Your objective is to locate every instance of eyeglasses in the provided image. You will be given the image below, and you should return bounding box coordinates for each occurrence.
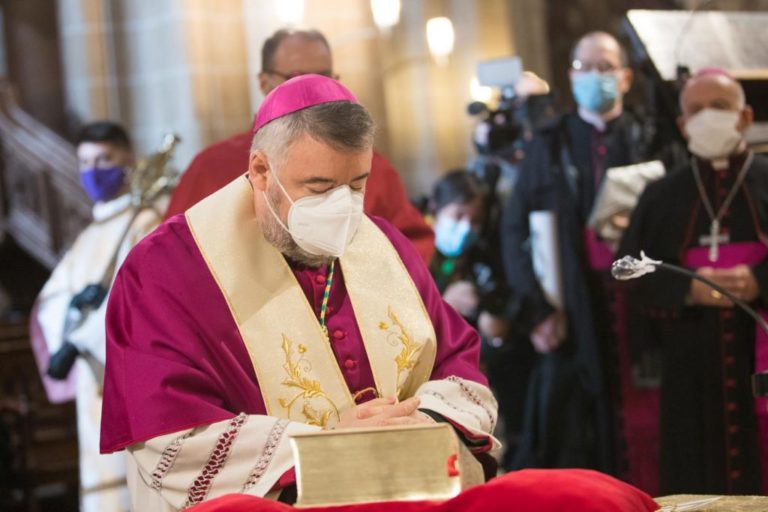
[264,69,339,81]
[571,60,621,73]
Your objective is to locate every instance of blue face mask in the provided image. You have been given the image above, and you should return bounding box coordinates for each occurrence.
[79,166,126,203]
[434,215,476,258]
[571,72,618,114]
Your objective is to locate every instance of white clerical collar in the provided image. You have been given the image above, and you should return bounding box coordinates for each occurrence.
[92,193,133,222]
[577,105,622,133]
[699,141,748,171]
[710,158,729,171]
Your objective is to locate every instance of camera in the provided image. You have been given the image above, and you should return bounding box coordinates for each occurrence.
[468,57,555,159]
[467,58,556,218]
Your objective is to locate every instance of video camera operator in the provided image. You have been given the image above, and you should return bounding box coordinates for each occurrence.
[427,169,531,471]
[468,65,556,226]
[462,59,556,471]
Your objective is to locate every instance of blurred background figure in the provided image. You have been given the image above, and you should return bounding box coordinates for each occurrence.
[29,122,171,512]
[429,170,494,318]
[620,68,766,496]
[500,31,660,479]
[428,169,534,470]
[468,69,556,208]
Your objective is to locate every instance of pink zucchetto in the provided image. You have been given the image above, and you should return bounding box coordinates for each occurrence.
[252,74,358,134]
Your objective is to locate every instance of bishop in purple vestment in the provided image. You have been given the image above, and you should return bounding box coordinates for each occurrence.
[100,75,498,511]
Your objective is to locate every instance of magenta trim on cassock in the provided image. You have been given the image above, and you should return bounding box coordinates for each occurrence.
[683,241,768,491]
[583,228,615,270]
[682,241,768,374]
[683,242,768,270]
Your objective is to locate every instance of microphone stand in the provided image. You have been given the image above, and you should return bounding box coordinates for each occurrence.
[612,253,768,398]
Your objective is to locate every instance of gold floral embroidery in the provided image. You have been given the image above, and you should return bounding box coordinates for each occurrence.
[301,403,332,427]
[379,307,424,396]
[278,335,339,427]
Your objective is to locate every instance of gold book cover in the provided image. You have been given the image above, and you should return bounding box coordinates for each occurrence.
[289,423,484,508]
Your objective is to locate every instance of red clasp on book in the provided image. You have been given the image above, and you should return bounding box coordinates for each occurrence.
[446,453,460,477]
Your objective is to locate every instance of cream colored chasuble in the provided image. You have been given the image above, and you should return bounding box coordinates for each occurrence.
[186,178,436,428]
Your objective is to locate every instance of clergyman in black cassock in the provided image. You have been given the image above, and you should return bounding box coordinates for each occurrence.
[500,32,659,476]
[619,68,766,495]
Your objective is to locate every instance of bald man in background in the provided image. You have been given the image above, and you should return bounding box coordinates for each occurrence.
[620,68,766,495]
[165,28,434,263]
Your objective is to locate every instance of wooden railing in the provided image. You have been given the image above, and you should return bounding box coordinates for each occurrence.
[0,77,90,270]
[0,318,79,511]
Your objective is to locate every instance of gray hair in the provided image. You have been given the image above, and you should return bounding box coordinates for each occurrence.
[251,101,375,169]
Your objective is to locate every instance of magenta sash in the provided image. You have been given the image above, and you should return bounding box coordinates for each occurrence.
[583,229,615,270]
[684,241,768,491]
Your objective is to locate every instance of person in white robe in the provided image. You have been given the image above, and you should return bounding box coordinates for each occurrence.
[32,121,168,512]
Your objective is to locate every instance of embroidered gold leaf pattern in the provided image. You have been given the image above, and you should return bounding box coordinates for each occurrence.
[381,307,424,396]
[301,403,332,428]
[278,335,339,425]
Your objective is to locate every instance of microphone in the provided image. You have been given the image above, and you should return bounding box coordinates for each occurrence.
[612,252,768,398]
[610,252,662,281]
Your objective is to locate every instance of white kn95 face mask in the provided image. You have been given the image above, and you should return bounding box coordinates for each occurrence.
[264,168,364,257]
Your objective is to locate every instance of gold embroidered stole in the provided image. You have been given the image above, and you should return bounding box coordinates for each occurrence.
[186,178,436,428]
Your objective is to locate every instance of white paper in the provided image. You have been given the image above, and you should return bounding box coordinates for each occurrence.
[588,160,665,248]
[529,211,564,311]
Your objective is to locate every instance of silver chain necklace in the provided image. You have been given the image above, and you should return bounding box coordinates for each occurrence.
[692,151,754,262]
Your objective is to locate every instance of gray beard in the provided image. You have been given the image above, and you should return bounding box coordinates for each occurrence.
[261,183,334,268]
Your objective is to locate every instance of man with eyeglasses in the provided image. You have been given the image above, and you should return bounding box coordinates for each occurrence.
[500,32,659,482]
[164,28,435,263]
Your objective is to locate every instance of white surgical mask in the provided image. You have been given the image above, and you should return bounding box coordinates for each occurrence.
[263,168,364,257]
[685,108,743,161]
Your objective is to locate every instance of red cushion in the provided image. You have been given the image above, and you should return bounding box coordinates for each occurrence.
[188,469,658,512]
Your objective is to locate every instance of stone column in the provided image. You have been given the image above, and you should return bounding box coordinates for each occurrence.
[57,0,119,122]
[377,0,516,194]
[2,0,68,133]
[508,0,551,82]
[57,0,252,169]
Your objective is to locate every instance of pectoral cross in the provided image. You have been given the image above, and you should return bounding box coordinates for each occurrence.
[698,220,729,262]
